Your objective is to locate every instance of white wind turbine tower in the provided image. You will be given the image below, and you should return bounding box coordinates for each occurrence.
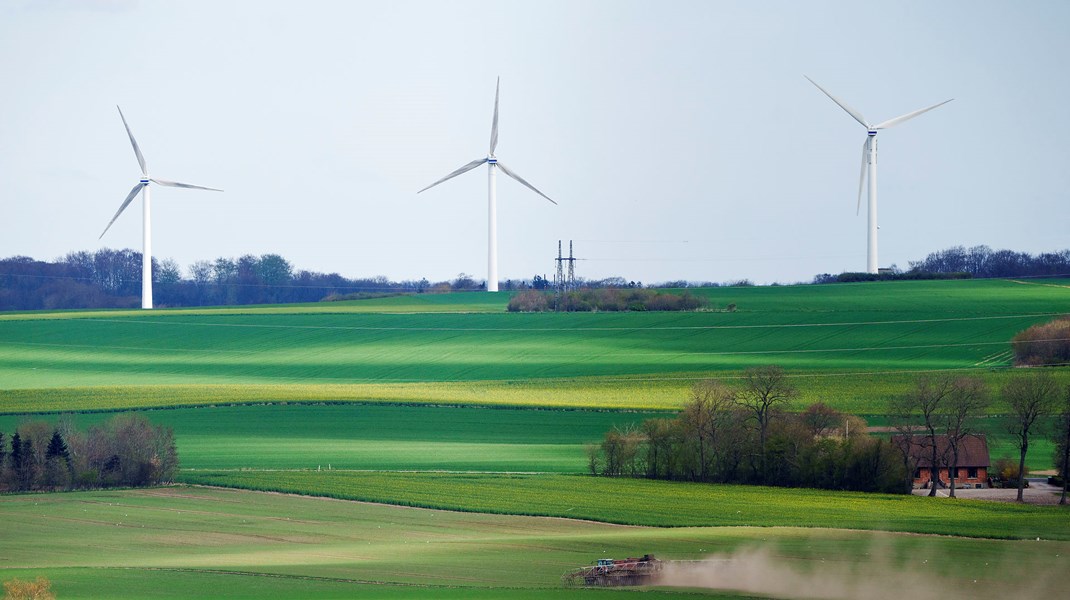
[418,78,556,292]
[100,106,222,309]
[806,76,952,274]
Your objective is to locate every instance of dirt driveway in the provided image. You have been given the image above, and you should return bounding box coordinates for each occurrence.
[912,479,1066,505]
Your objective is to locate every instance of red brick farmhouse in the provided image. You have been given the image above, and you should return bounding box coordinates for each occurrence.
[893,434,990,489]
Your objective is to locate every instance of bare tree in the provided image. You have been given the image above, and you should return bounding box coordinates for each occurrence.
[681,379,736,480]
[940,376,990,498]
[801,402,842,438]
[641,418,677,479]
[600,425,644,477]
[1054,384,1070,506]
[892,375,955,496]
[584,443,600,476]
[734,365,798,482]
[1002,371,1059,502]
[16,420,52,468]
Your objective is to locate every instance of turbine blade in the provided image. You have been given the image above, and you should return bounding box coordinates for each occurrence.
[417,157,488,193]
[857,137,869,216]
[150,178,223,192]
[99,182,147,239]
[873,98,954,129]
[496,161,557,205]
[804,76,869,128]
[117,106,147,174]
[489,77,500,156]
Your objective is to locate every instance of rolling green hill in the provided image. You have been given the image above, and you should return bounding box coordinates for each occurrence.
[3,280,1069,599]
[1,279,1067,411]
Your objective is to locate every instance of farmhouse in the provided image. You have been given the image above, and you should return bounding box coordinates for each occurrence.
[894,434,990,489]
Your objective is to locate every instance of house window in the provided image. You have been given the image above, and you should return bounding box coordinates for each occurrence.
[913,469,922,479]
[967,468,978,479]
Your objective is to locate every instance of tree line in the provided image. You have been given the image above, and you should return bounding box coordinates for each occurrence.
[908,245,1070,278]
[0,249,485,310]
[591,366,1070,502]
[0,249,722,312]
[3,245,1068,311]
[0,414,177,492]
[812,245,1070,283]
[590,366,905,493]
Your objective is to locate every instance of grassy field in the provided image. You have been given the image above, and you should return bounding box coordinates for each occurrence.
[1,279,1066,393]
[178,471,1070,540]
[0,404,660,473]
[0,486,1064,599]
[1,279,1068,420]
[3,281,1070,598]
[0,403,1061,473]
[0,486,745,599]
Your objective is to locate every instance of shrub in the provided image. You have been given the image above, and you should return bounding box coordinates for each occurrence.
[3,577,55,600]
[991,456,1027,487]
[507,290,549,312]
[1012,316,1070,366]
[509,288,709,312]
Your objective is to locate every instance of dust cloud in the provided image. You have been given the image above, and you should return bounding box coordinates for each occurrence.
[659,542,1062,600]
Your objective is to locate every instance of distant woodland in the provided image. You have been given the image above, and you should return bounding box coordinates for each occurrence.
[815,245,1070,283]
[1,245,1067,311]
[0,249,475,310]
[1,414,177,492]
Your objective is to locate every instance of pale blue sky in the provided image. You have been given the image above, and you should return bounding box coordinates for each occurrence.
[1,0,1067,284]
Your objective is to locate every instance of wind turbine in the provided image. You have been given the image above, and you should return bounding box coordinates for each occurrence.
[418,77,556,292]
[806,76,952,274]
[100,106,222,309]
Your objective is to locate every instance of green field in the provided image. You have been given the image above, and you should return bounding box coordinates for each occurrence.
[2,280,1067,393]
[0,487,1064,599]
[0,403,1061,474]
[3,280,1070,598]
[2,279,1068,417]
[179,471,1070,540]
[0,404,660,473]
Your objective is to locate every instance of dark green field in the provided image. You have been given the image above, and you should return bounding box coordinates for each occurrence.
[2,280,1066,393]
[0,404,660,473]
[0,403,1060,474]
[2,280,1069,599]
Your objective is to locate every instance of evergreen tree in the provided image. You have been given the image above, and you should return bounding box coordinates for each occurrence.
[44,430,72,489]
[44,430,70,463]
[10,433,38,490]
[9,431,21,474]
